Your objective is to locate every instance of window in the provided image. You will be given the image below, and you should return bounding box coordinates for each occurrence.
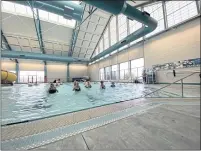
[131,58,144,80]
[94,47,99,57]
[19,71,44,83]
[99,68,105,80]
[1,2,75,28]
[129,8,143,45]
[111,65,118,80]
[67,20,76,28]
[103,27,109,50]
[118,14,128,51]
[110,16,117,46]
[144,2,165,37]
[15,4,27,14]
[99,38,104,53]
[120,62,129,80]
[58,15,67,25]
[105,66,111,80]
[48,12,58,22]
[2,1,15,12]
[38,9,49,20]
[166,1,198,27]
[118,14,127,41]
[26,7,36,17]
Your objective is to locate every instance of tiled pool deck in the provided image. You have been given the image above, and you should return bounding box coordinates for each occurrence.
[1,97,200,150]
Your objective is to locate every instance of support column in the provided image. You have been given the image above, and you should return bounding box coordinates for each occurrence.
[128,60,131,81]
[44,63,47,83]
[16,63,19,83]
[162,1,168,29]
[67,63,70,82]
[196,0,200,14]
[117,63,120,81]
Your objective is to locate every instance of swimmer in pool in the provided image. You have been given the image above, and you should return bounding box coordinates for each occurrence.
[48,83,58,94]
[58,79,63,85]
[110,82,115,87]
[73,81,81,91]
[100,81,105,89]
[85,80,92,88]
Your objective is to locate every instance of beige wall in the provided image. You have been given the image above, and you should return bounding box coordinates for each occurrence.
[1,60,16,71]
[69,64,88,81]
[88,63,99,81]
[1,60,89,82]
[144,18,200,68]
[46,63,67,82]
[88,17,200,83]
[19,62,44,71]
[156,67,200,84]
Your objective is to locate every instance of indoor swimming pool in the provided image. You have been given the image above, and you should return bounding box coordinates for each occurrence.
[2,83,181,125]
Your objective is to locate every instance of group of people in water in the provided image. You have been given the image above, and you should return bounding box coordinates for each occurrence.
[48,79,116,94]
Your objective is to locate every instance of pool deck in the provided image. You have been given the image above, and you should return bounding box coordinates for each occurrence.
[1,97,200,150]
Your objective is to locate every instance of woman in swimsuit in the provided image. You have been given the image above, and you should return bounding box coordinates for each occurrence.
[73,81,81,91]
[48,83,58,94]
[100,81,105,89]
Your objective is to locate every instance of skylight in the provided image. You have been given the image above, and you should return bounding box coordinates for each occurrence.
[1,1,77,28]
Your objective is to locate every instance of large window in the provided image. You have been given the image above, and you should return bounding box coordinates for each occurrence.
[99,68,104,80]
[94,47,99,57]
[1,1,76,28]
[2,1,34,17]
[119,62,129,80]
[166,1,198,28]
[111,65,118,80]
[19,71,44,83]
[129,8,143,45]
[105,66,111,80]
[144,2,165,37]
[131,58,144,80]
[99,38,104,53]
[103,27,109,50]
[118,14,128,50]
[110,16,117,46]
[118,14,127,41]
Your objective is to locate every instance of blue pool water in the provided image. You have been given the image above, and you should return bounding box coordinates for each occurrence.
[1,83,176,125]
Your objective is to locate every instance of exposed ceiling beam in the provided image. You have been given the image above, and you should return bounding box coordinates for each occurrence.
[90,15,113,59]
[1,30,18,63]
[68,3,87,57]
[69,4,98,57]
[29,1,46,64]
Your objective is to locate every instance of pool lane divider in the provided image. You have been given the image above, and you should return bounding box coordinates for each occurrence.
[2,102,162,150]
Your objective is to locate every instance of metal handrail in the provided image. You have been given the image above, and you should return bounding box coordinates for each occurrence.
[142,71,200,98]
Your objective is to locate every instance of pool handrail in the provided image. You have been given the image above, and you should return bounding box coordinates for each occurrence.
[141,71,200,98]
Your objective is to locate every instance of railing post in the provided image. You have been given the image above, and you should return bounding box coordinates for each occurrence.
[181,79,184,98]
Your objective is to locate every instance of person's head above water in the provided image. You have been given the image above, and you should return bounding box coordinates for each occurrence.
[111,82,115,85]
[50,83,54,87]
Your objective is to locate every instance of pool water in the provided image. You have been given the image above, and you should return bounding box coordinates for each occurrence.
[1,83,175,125]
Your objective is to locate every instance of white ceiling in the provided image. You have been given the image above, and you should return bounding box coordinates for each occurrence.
[2,12,72,57]
[2,1,150,60]
[72,3,111,59]
[2,12,37,38]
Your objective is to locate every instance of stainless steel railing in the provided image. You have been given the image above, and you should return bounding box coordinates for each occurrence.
[142,72,200,98]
